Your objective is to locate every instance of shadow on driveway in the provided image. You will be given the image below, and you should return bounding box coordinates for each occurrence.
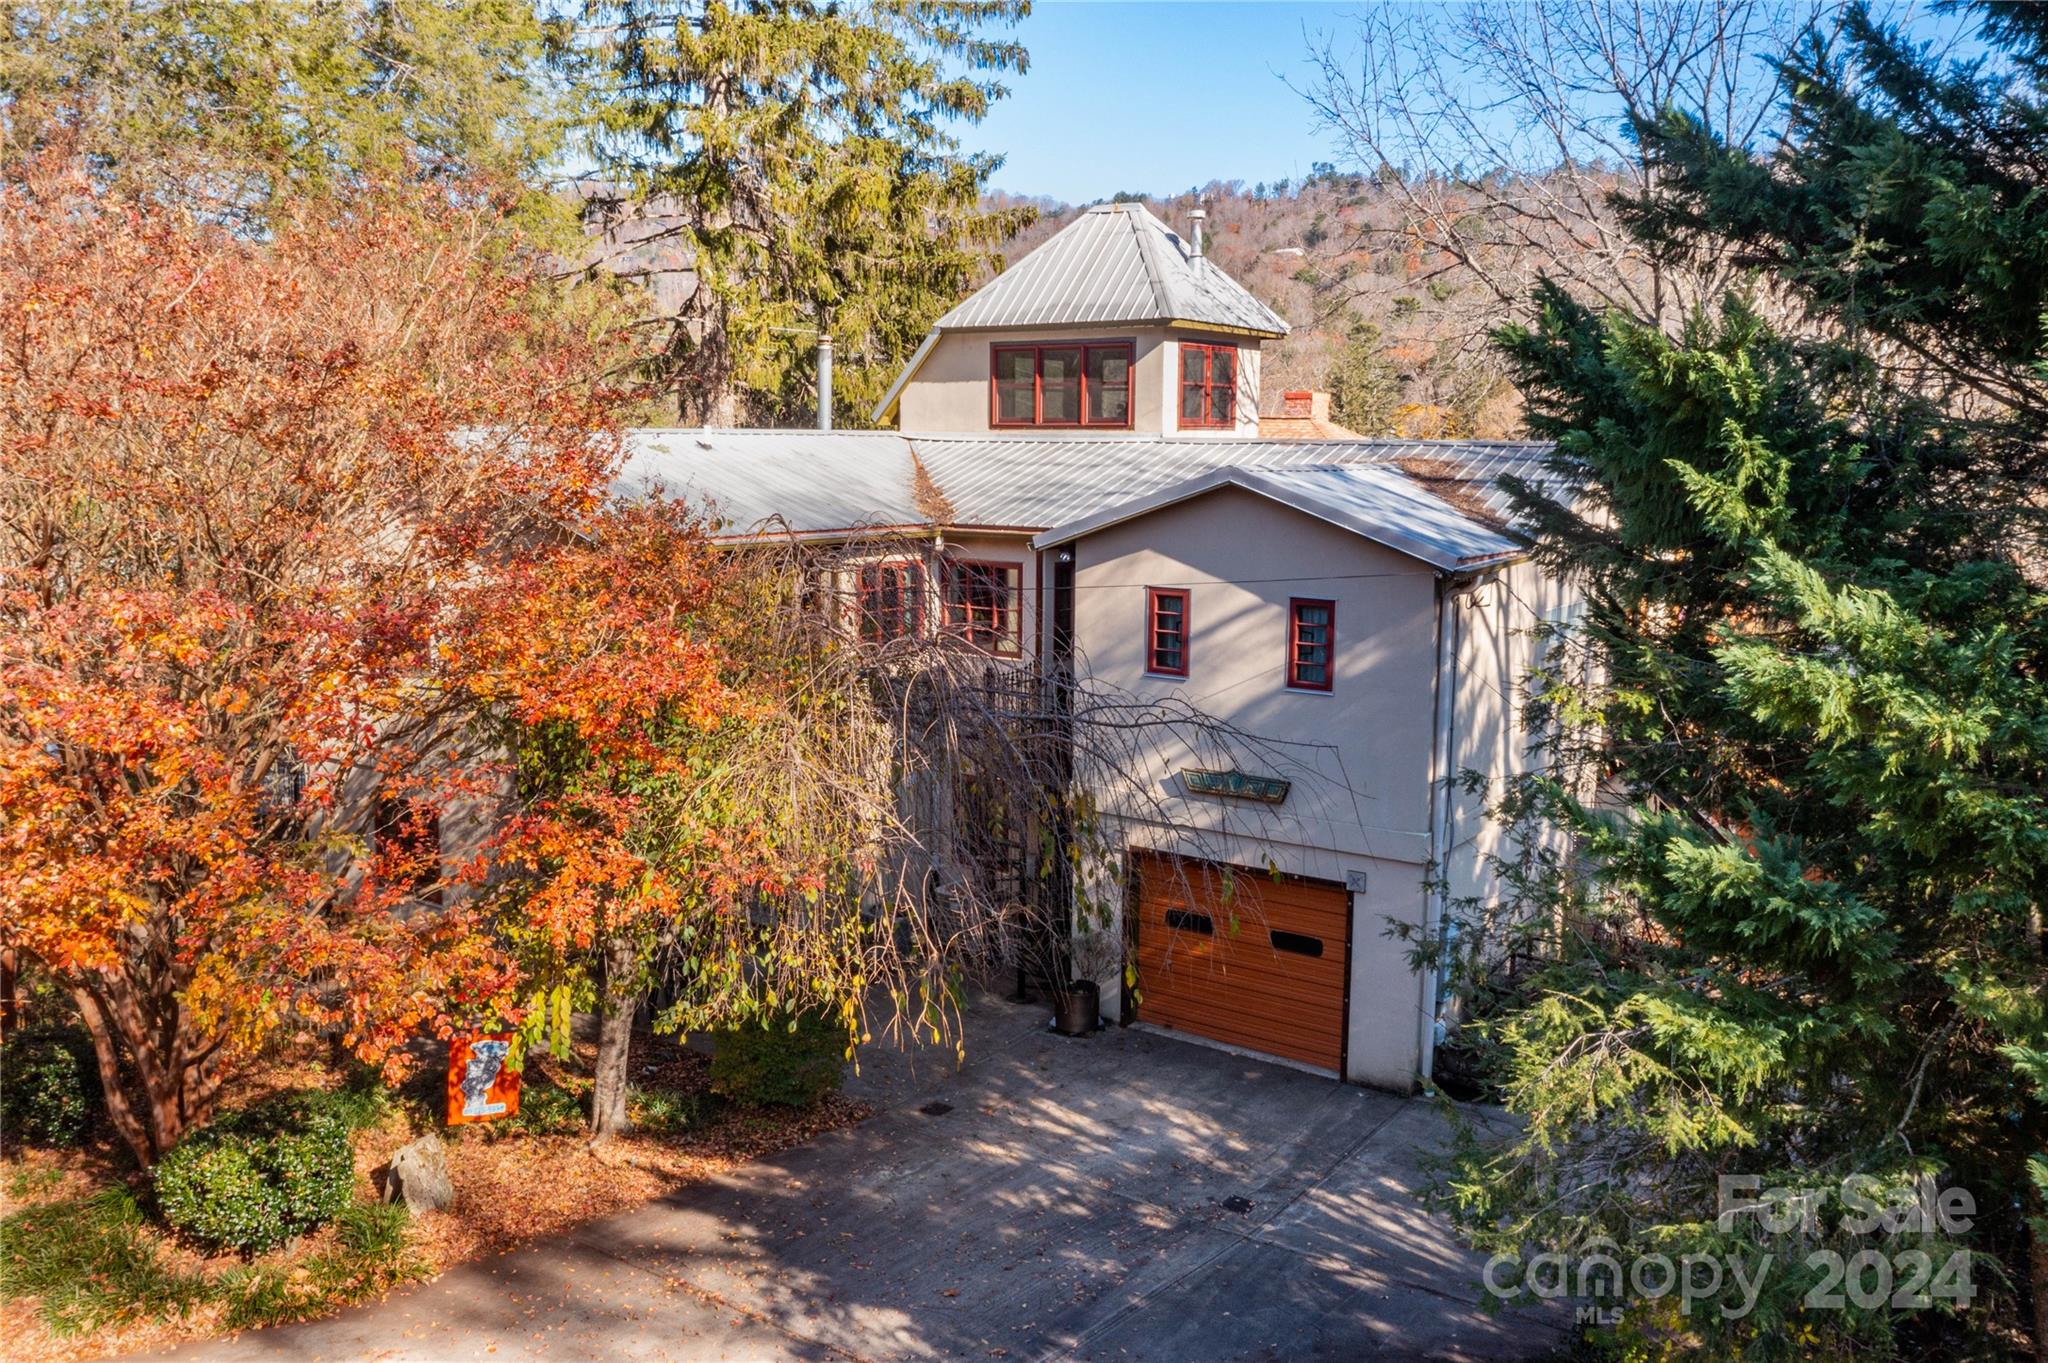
[146,994,1566,1362]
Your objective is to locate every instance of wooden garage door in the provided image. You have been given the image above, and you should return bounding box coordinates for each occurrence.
[1132,850,1349,1072]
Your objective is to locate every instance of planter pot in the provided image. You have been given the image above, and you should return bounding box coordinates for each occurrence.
[1051,980,1100,1037]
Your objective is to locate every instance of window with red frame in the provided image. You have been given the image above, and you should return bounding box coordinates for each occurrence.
[1146,587,1189,677]
[1178,342,1237,429]
[991,342,1133,428]
[858,561,924,642]
[1287,598,1335,691]
[943,560,1022,655]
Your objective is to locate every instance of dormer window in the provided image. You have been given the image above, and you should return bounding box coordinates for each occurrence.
[991,342,1133,429]
[1179,342,1237,430]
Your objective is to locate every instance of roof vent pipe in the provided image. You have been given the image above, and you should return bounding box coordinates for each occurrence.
[816,333,833,430]
[1187,207,1206,259]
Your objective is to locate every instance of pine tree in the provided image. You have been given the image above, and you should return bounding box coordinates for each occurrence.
[576,0,1035,426]
[1439,4,2048,1357]
[1324,319,1401,435]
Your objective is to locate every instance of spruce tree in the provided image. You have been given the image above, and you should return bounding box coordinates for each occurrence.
[1442,4,2048,1357]
[576,0,1035,425]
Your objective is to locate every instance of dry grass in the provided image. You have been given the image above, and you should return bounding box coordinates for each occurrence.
[0,1032,872,1363]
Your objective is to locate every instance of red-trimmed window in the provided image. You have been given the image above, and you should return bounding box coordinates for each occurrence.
[858,561,925,642]
[943,560,1023,656]
[1146,588,1189,677]
[1287,598,1335,691]
[991,342,1133,428]
[1178,342,1237,429]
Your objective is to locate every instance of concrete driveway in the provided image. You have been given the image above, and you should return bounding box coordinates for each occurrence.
[151,995,1566,1363]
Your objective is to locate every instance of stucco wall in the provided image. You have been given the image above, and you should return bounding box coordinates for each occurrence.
[1437,555,1583,962]
[1064,486,1445,1087]
[895,325,1262,436]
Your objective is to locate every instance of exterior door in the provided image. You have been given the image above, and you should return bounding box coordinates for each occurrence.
[1132,849,1349,1072]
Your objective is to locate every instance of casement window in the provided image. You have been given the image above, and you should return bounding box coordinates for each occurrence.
[1286,598,1335,692]
[1178,341,1238,429]
[943,560,1023,656]
[858,561,925,642]
[1146,587,1189,677]
[991,342,1134,429]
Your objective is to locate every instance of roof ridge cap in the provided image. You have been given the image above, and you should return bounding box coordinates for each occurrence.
[1125,208,1175,319]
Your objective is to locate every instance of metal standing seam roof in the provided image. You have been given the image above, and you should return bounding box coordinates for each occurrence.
[1028,464,1525,571]
[615,428,1556,569]
[615,429,925,538]
[871,204,1293,424]
[933,203,1291,337]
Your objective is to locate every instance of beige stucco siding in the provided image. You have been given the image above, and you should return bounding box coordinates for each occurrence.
[895,325,1262,435]
[1072,487,1441,853]
[1065,486,1445,1087]
[1439,555,1581,946]
[898,325,1168,434]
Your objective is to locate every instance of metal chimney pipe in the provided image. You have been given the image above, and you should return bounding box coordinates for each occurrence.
[1187,207,1207,259]
[816,333,834,430]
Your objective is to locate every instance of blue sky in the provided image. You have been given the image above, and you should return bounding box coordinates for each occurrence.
[965,2,1346,204]
[957,1,1981,205]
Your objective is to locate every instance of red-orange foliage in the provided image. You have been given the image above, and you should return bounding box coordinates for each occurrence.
[0,150,635,1165]
[445,501,813,1138]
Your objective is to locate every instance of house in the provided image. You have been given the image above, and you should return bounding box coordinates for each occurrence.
[871,203,1285,436]
[619,202,1576,1092]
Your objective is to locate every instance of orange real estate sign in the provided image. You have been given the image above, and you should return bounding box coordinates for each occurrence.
[446,1033,522,1125]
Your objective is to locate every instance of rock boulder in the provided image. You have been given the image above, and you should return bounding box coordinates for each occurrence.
[381,1134,454,1214]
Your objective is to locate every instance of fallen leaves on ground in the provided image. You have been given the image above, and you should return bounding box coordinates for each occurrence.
[0,1035,873,1363]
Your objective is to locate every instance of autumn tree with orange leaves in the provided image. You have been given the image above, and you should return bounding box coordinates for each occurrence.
[466,512,971,1141]
[0,143,991,1158]
[0,148,648,1166]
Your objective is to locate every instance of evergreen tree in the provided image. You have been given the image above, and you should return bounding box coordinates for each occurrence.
[575,0,1035,425]
[1324,319,1401,435]
[1438,4,2048,1357]
[1,0,572,211]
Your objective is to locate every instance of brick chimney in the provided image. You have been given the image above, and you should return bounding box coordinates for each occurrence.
[1281,390,1332,421]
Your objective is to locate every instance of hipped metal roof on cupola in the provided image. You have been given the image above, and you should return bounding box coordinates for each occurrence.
[871,202,1292,424]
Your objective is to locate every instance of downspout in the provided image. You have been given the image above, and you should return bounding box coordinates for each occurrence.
[1418,572,1471,1090]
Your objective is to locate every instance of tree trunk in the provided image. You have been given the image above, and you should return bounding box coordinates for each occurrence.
[2032,1204,2048,1363]
[70,979,222,1168]
[588,930,637,1141]
[0,947,16,1037]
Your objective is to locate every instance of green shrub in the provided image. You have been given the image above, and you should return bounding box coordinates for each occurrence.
[630,1086,716,1135]
[0,1188,206,1335]
[154,1094,354,1253]
[1,1028,98,1146]
[214,1201,419,1330]
[709,1011,846,1108]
